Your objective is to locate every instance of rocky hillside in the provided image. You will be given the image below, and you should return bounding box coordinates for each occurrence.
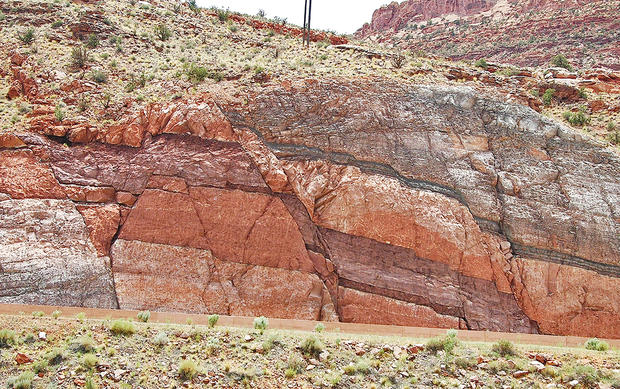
[357,0,620,70]
[1,0,620,339]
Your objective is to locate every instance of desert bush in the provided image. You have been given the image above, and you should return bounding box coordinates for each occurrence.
[187,0,199,13]
[301,335,324,357]
[542,88,555,106]
[32,358,48,374]
[314,323,325,333]
[18,28,35,45]
[425,330,458,355]
[31,311,44,317]
[45,348,65,365]
[284,367,296,378]
[125,72,147,92]
[178,359,198,380]
[551,54,573,71]
[253,316,268,334]
[474,58,488,69]
[286,355,305,374]
[578,87,588,99]
[491,339,517,357]
[152,331,169,347]
[52,310,62,319]
[608,131,620,145]
[71,46,89,68]
[137,310,150,322]
[6,371,34,389]
[186,64,209,82]
[86,33,99,48]
[391,52,406,69]
[85,376,98,389]
[54,103,65,122]
[154,24,172,41]
[91,70,108,84]
[110,319,136,336]
[561,365,600,388]
[81,353,98,370]
[344,358,371,375]
[208,314,219,328]
[563,110,590,126]
[262,333,279,353]
[72,336,96,353]
[0,329,16,348]
[52,20,63,28]
[217,9,230,22]
[584,338,609,351]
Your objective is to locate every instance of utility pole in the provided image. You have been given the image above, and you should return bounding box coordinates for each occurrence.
[302,0,312,47]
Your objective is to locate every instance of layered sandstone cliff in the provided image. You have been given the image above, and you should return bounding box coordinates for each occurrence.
[1,78,618,338]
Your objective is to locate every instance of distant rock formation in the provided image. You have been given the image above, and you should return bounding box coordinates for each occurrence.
[356,0,620,69]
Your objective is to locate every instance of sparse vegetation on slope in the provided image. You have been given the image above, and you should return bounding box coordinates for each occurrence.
[0,314,617,388]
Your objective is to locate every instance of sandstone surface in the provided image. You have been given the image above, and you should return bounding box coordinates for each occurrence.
[1,79,618,338]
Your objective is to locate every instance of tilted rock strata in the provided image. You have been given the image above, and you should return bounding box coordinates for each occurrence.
[1,79,619,337]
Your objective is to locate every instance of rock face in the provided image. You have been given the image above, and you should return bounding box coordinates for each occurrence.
[1,78,619,338]
[356,0,620,70]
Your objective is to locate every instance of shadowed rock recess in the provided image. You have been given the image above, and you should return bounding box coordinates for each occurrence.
[1,79,619,338]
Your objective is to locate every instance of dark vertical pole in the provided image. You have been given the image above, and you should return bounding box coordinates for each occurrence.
[303,0,308,46]
[306,0,312,47]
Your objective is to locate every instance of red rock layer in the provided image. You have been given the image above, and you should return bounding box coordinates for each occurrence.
[1,78,619,338]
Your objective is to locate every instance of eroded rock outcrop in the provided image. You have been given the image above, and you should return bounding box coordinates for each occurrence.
[1,79,618,337]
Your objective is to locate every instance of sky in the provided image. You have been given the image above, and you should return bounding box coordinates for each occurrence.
[196,0,391,34]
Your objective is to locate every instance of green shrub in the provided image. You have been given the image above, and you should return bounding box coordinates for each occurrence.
[608,130,620,146]
[18,28,35,45]
[425,330,458,355]
[300,335,324,356]
[262,333,279,353]
[207,314,219,328]
[82,353,98,370]
[491,339,517,357]
[551,54,573,71]
[608,121,617,131]
[217,9,229,22]
[563,110,590,126]
[33,358,48,374]
[187,0,199,12]
[91,70,108,84]
[52,20,64,28]
[125,72,147,92]
[85,376,98,389]
[86,33,99,48]
[186,64,208,82]
[154,24,172,41]
[153,331,169,346]
[6,371,34,389]
[54,103,65,122]
[253,316,268,334]
[0,329,17,348]
[52,310,62,319]
[314,323,325,333]
[72,336,96,353]
[284,367,296,378]
[45,348,65,365]
[542,88,555,106]
[110,319,136,336]
[178,359,198,380]
[584,338,609,351]
[137,310,151,323]
[562,365,600,388]
[286,355,304,374]
[71,46,89,68]
[344,358,371,375]
[474,58,488,69]
[578,87,588,99]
